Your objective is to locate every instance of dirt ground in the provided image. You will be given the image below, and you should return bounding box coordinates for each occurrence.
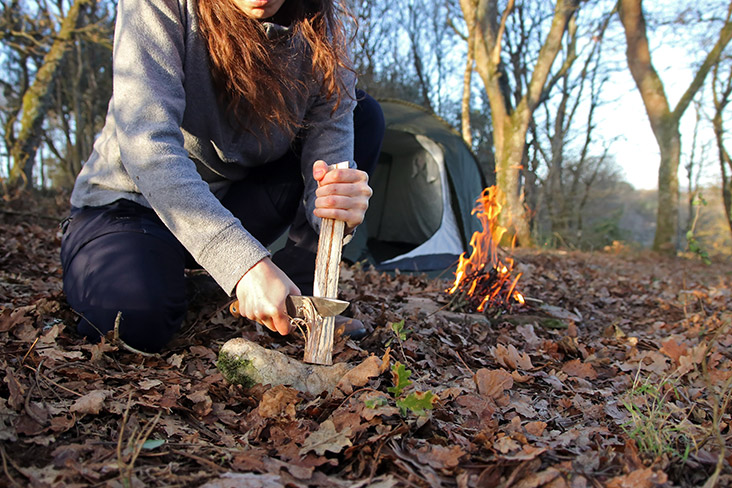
[1,192,731,488]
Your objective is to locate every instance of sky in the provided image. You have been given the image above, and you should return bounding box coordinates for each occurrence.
[599,59,711,192]
[594,7,726,192]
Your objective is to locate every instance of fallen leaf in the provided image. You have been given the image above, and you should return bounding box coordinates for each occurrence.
[257,385,300,419]
[474,368,513,402]
[199,472,283,488]
[167,353,184,368]
[138,379,163,390]
[492,344,533,370]
[70,390,110,415]
[4,367,26,409]
[415,444,465,469]
[494,435,521,454]
[0,306,34,333]
[186,389,213,417]
[606,468,668,488]
[561,359,598,380]
[677,344,706,376]
[524,421,547,437]
[659,338,687,365]
[514,467,561,488]
[335,355,384,395]
[299,420,352,456]
[36,346,84,361]
[515,323,541,349]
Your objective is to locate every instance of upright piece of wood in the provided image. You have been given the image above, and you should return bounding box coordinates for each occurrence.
[304,161,349,365]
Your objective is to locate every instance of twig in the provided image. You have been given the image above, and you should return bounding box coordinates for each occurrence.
[116,394,133,482]
[22,363,87,398]
[113,312,157,357]
[116,394,162,485]
[21,336,39,365]
[291,317,310,344]
[23,359,49,427]
[170,450,227,473]
[453,350,475,376]
[0,444,23,487]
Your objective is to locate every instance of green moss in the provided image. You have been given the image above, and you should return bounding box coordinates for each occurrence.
[216,351,259,388]
[539,318,568,330]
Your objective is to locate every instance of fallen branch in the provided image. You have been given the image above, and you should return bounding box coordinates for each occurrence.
[217,338,351,396]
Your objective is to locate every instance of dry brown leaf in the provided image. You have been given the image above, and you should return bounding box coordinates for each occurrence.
[474,368,513,401]
[186,389,213,417]
[0,306,35,333]
[335,355,384,395]
[299,419,352,456]
[415,444,465,469]
[606,468,668,488]
[492,344,533,370]
[70,390,110,415]
[199,473,283,488]
[494,435,521,454]
[138,379,163,390]
[561,359,598,380]
[257,385,300,419]
[659,338,687,365]
[524,421,547,437]
[514,467,562,488]
[4,367,26,410]
[677,344,706,376]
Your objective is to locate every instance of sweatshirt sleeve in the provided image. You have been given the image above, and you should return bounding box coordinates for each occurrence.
[111,0,269,294]
[298,67,358,233]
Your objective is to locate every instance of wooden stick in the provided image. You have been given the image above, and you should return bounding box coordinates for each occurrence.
[304,161,350,365]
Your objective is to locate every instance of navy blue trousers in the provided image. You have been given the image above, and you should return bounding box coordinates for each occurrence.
[61,91,384,352]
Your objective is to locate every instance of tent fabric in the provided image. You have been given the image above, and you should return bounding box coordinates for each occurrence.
[342,99,488,272]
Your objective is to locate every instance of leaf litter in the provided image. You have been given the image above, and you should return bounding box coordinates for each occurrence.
[1,193,732,487]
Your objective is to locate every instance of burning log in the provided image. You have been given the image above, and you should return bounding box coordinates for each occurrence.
[447,186,525,314]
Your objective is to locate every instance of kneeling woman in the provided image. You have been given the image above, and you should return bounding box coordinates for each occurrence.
[60,0,384,352]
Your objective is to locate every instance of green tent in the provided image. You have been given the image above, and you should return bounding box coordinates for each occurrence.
[343,99,490,272]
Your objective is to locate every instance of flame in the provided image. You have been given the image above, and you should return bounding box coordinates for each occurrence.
[448,186,524,311]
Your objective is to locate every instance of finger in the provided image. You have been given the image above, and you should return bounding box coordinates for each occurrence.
[313,207,367,228]
[316,182,372,199]
[314,195,370,215]
[312,160,328,183]
[272,312,292,336]
[319,168,368,186]
[261,319,276,333]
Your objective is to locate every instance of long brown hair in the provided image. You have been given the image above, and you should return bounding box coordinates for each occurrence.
[196,0,354,139]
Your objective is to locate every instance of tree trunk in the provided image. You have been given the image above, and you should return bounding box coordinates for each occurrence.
[463,0,580,247]
[653,124,682,252]
[461,1,477,147]
[713,104,732,235]
[8,0,89,189]
[619,0,732,253]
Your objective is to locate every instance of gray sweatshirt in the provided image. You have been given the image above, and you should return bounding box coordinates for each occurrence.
[70,0,356,294]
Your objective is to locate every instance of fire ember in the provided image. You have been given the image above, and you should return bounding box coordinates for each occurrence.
[447,186,525,314]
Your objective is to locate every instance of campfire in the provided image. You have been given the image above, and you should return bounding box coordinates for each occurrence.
[447,186,525,314]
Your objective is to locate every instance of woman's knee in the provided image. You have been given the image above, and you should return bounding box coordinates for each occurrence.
[61,203,188,352]
[75,303,186,353]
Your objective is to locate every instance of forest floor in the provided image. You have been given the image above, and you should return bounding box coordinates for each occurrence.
[1,191,732,488]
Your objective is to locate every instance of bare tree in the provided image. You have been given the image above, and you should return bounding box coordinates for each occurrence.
[711,59,732,234]
[460,0,478,147]
[532,13,614,246]
[458,0,581,246]
[618,0,732,253]
[6,0,91,189]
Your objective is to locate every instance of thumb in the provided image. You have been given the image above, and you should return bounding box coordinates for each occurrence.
[312,160,328,184]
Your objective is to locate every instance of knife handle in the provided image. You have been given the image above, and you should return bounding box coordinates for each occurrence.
[229,300,241,317]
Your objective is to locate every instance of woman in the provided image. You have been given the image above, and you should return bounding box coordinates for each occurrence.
[60,0,384,352]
